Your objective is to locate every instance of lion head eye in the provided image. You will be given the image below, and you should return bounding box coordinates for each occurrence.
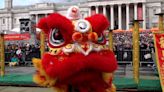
[79,22,87,30]
[49,28,65,47]
[75,19,90,33]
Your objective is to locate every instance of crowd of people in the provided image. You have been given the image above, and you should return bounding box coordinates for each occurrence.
[4,31,155,66]
[5,42,42,66]
[112,31,154,52]
[111,31,155,64]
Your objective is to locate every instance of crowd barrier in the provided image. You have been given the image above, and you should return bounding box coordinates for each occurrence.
[5,51,41,66]
[114,50,154,66]
[4,50,154,66]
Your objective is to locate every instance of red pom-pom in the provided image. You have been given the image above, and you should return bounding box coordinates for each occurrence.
[72,32,83,42]
[37,18,49,34]
[88,32,98,42]
[85,14,109,36]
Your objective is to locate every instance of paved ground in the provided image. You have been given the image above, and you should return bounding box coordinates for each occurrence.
[4,65,158,77]
[0,86,129,92]
[5,66,35,75]
[0,86,54,92]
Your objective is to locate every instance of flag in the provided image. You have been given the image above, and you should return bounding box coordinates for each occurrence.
[153,33,164,91]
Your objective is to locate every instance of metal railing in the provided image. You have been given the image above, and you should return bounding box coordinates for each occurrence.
[5,51,41,66]
[114,50,154,66]
[4,49,155,66]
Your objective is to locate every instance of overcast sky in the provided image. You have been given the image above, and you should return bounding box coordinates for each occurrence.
[0,0,76,9]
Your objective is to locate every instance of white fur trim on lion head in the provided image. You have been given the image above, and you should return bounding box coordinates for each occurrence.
[66,6,81,20]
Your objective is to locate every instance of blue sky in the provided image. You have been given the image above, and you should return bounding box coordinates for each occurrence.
[0,0,4,8]
[0,0,75,9]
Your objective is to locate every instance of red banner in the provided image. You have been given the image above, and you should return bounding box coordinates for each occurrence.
[4,33,31,41]
[154,33,164,91]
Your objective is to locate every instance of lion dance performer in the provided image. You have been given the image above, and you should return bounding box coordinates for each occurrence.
[32,6,118,92]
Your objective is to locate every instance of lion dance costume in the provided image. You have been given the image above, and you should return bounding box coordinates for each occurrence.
[32,6,118,92]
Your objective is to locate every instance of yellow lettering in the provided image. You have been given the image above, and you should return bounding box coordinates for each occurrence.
[159,37,164,48]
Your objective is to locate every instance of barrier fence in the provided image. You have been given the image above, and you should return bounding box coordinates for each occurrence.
[114,49,154,66]
[4,49,154,66]
[5,51,41,66]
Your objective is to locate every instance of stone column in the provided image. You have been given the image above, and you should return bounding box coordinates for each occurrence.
[7,17,10,32]
[134,3,138,20]
[126,4,130,30]
[0,18,1,32]
[9,16,13,31]
[103,5,107,16]
[118,4,122,29]
[88,7,91,16]
[110,5,114,29]
[29,14,38,45]
[36,14,38,23]
[142,3,146,30]
[95,6,99,14]
[45,14,48,17]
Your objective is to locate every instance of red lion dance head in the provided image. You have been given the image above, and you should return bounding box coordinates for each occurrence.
[33,6,118,92]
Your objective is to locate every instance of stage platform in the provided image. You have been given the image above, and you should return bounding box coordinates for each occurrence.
[0,66,161,91]
[0,73,161,91]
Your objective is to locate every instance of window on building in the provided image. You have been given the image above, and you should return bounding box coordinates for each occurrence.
[146,23,149,29]
[81,13,84,19]
[153,9,156,14]
[14,18,17,23]
[146,8,149,18]
[19,19,30,33]
[2,18,5,24]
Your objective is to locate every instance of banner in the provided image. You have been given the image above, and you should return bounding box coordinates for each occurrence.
[154,33,164,91]
[4,33,30,41]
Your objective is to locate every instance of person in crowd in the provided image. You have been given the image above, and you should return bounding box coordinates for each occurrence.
[9,55,19,66]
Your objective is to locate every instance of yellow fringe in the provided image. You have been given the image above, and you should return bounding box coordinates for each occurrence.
[32,58,56,87]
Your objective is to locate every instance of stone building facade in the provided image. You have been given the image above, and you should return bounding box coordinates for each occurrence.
[0,0,164,34]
